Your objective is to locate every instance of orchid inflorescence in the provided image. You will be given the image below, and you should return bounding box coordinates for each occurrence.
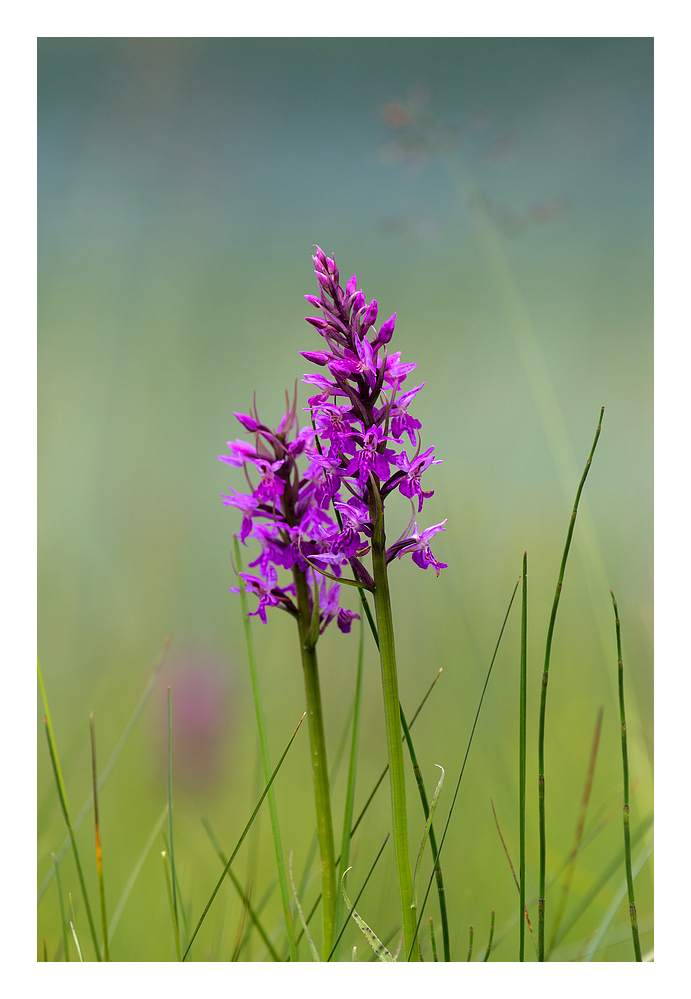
[219,245,446,631]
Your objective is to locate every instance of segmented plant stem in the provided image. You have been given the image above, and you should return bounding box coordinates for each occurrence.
[537,407,604,961]
[293,566,337,961]
[610,591,642,961]
[519,552,527,962]
[369,479,418,961]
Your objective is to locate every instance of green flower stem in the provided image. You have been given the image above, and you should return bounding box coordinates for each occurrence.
[519,552,527,961]
[293,566,337,961]
[537,407,604,961]
[610,591,642,961]
[369,477,418,961]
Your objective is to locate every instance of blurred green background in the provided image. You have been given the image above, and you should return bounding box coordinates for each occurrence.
[37,37,653,962]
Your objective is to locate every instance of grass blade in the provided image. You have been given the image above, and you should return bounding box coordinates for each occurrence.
[165,686,181,957]
[547,706,604,956]
[201,817,281,961]
[327,835,390,961]
[182,710,305,960]
[519,551,527,961]
[491,798,536,954]
[340,866,395,962]
[290,852,320,961]
[52,853,70,961]
[38,637,169,904]
[400,705,451,961]
[583,837,653,962]
[611,590,643,961]
[409,576,520,959]
[411,765,444,911]
[39,660,101,960]
[89,714,109,960]
[537,407,604,960]
[466,925,474,961]
[551,809,653,950]
[234,535,297,961]
[70,920,84,962]
[108,805,168,945]
[161,849,181,960]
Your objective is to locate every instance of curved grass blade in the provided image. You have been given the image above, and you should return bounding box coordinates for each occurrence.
[89,714,109,961]
[70,920,84,962]
[39,659,101,961]
[483,908,495,961]
[400,707,451,961]
[38,637,169,904]
[340,868,395,962]
[409,577,520,959]
[108,805,168,945]
[327,834,389,961]
[583,837,653,962]
[411,765,444,911]
[182,711,305,960]
[234,536,297,961]
[611,590,643,961]
[289,852,320,961]
[537,407,604,960]
[52,854,69,961]
[201,817,281,961]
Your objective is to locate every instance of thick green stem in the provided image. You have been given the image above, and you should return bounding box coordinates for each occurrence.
[293,567,337,960]
[369,479,418,961]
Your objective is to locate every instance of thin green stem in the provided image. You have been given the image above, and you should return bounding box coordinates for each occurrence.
[410,578,520,957]
[38,637,169,905]
[333,613,365,960]
[611,590,642,961]
[52,854,70,961]
[161,850,181,960]
[484,908,496,961]
[368,476,417,961]
[293,566,337,961]
[39,660,101,961]
[519,552,527,961]
[182,710,305,960]
[399,706,450,961]
[201,817,281,961]
[234,536,297,961]
[89,715,109,961]
[166,687,180,954]
[538,407,604,961]
[429,917,438,962]
[547,706,604,957]
[467,925,474,961]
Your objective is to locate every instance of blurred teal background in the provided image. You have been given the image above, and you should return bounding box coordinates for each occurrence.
[38,38,653,961]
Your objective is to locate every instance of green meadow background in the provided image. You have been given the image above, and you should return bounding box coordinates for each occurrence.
[37,37,653,961]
